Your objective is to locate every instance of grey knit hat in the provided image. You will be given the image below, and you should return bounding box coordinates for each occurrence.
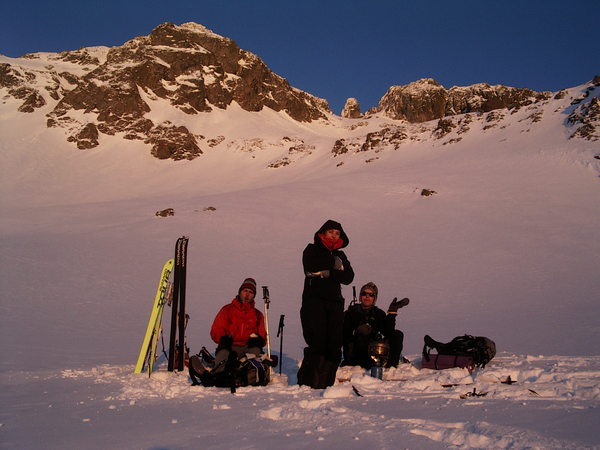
[360,282,378,300]
[238,278,257,296]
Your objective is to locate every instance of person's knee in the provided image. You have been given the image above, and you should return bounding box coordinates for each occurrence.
[392,330,404,344]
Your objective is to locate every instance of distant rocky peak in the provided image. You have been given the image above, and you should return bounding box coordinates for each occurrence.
[3,21,331,159]
[145,22,229,54]
[341,97,362,118]
[377,78,551,122]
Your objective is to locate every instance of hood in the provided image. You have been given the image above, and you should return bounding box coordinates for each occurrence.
[313,219,349,249]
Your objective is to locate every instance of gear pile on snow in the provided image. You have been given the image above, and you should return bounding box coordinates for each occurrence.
[422,334,496,370]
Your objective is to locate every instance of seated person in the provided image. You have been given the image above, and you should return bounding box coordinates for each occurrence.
[210,277,267,368]
[190,278,268,384]
[342,282,409,368]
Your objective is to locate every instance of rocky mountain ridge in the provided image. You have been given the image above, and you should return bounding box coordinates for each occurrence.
[1,22,598,161]
[1,22,330,159]
[333,79,598,164]
[374,78,551,121]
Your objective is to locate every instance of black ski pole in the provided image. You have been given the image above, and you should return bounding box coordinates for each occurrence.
[276,314,285,375]
[351,286,357,306]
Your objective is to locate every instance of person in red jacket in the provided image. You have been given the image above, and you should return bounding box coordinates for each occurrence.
[210,278,267,371]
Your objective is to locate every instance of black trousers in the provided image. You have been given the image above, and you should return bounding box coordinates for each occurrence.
[298,297,343,388]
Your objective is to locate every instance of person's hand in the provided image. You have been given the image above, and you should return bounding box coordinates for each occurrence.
[333,256,344,270]
[219,335,233,349]
[357,323,372,336]
[306,270,330,278]
[246,335,264,349]
[387,297,410,314]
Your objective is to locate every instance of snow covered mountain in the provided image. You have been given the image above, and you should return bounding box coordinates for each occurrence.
[1,21,600,449]
[2,21,597,161]
[1,22,330,158]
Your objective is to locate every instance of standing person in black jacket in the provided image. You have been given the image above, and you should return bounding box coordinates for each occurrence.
[298,219,355,389]
[342,282,409,369]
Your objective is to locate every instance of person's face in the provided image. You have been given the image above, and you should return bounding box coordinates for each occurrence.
[324,229,341,242]
[360,289,376,308]
[239,288,255,303]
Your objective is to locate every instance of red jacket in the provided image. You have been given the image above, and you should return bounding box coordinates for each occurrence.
[210,297,266,346]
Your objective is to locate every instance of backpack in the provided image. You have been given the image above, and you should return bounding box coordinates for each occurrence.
[189,347,276,390]
[422,334,496,370]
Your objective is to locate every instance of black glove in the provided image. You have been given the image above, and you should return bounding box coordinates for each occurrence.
[333,256,344,270]
[356,323,372,336]
[387,297,410,314]
[263,354,278,367]
[246,335,264,349]
[219,335,233,350]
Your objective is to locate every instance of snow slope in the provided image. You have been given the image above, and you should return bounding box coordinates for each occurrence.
[1,79,599,448]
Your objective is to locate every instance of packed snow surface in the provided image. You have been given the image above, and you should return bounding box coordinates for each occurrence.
[1,77,599,448]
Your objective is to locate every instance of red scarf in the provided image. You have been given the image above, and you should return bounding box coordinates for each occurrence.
[318,233,344,251]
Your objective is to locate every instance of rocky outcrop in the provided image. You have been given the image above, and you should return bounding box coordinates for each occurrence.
[446,83,549,116]
[67,123,99,149]
[0,64,47,112]
[3,22,331,159]
[341,97,362,118]
[331,126,409,156]
[568,79,600,141]
[377,78,551,123]
[378,79,448,122]
[145,122,202,160]
[155,208,175,217]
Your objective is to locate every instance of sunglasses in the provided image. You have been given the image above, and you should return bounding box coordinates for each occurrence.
[360,291,375,298]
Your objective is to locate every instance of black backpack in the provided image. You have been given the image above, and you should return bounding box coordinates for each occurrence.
[423,334,496,368]
[189,347,275,391]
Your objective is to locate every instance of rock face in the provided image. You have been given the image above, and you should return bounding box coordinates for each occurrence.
[377,79,448,122]
[341,97,362,118]
[377,78,551,122]
[568,77,600,141]
[2,22,331,159]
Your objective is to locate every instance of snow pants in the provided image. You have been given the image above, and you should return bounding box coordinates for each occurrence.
[297,296,343,388]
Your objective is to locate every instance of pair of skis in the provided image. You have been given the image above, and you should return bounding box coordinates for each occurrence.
[168,236,189,372]
[134,236,189,375]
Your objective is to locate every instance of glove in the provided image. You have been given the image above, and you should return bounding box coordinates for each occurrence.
[357,323,372,336]
[387,297,410,314]
[333,256,344,270]
[219,335,233,350]
[246,335,264,349]
[305,270,330,278]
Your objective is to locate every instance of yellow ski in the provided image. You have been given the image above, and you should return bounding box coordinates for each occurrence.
[134,258,174,374]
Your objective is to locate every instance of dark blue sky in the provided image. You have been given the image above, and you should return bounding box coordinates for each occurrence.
[2,0,598,113]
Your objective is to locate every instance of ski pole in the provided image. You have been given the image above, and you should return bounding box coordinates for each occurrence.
[276,314,285,375]
[351,286,357,306]
[262,286,271,358]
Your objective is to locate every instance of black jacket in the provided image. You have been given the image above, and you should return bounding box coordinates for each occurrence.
[302,220,354,303]
[343,304,397,343]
